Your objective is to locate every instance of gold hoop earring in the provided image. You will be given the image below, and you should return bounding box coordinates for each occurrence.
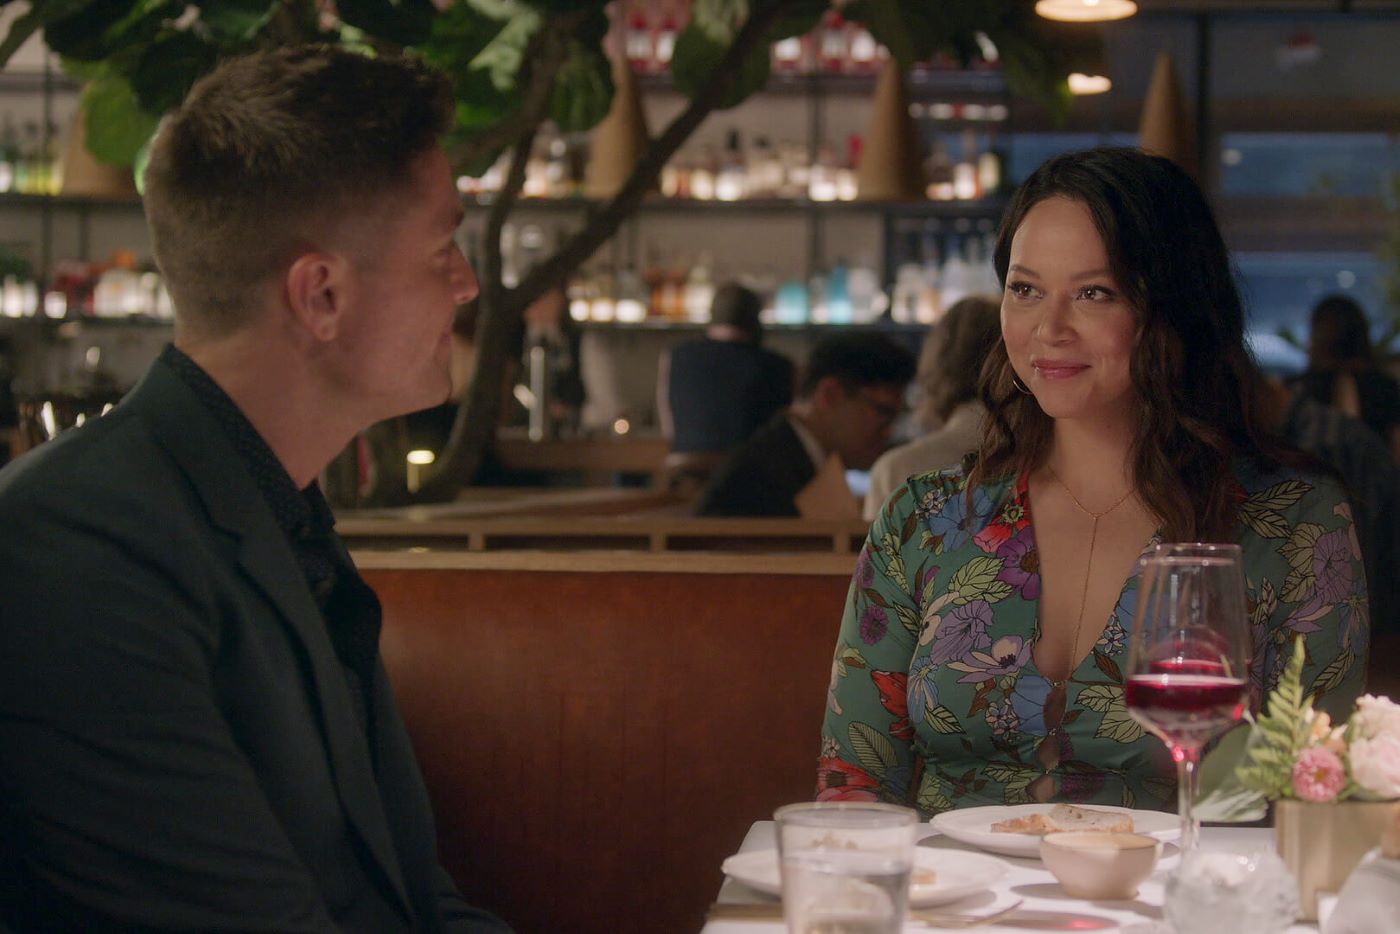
[1011,374,1032,395]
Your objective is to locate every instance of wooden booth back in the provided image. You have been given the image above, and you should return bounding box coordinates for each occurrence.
[363,554,854,933]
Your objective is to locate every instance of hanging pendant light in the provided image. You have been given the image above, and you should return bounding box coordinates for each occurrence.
[1035,0,1138,23]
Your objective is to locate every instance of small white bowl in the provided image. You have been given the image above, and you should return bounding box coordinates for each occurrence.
[1040,831,1162,900]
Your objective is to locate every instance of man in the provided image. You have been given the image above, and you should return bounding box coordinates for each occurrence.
[697,331,915,517]
[0,48,507,932]
[657,282,794,455]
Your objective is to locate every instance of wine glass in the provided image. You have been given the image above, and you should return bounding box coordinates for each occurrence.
[1125,542,1251,853]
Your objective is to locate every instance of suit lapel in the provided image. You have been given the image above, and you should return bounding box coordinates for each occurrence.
[122,359,414,919]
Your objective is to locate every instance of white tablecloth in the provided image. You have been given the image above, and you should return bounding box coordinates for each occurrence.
[703,821,1320,933]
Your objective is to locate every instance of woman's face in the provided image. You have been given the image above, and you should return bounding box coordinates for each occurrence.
[1000,196,1138,430]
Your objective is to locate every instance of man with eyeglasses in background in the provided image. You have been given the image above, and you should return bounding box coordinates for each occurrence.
[697,331,915,518]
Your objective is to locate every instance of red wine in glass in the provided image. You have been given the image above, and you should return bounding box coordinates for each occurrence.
[1126,544,1251,853]
[1124,671,1247,753]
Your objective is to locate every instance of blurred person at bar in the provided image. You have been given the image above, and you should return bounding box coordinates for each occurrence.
[863,295,1000,520]
[657,281,794,457]
[696,330,914,518]
[0,47,508,932]
[1294,293,1400,463]
[820,148,1367,816]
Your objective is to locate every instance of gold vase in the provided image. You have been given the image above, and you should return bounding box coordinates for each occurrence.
[1274,799,1394,921]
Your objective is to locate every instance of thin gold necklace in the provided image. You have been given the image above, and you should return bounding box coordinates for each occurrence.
[1043,464,1135,685]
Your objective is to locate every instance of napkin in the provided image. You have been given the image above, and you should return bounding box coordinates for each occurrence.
[1322,849,1400,934]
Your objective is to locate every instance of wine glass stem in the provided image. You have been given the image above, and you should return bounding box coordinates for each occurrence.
[1176,745,1201,853]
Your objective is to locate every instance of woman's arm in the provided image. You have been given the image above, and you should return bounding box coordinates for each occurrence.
[819,488,925,806]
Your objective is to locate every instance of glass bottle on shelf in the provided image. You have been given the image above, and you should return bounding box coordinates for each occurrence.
[683,252,715,322]
[847,257,883,323]
[808,142,838,202]
[953,129,979,201]
[779,140,807,198]
[690,144,717,200]
[614,261,647,323]
[653,1,679,73]
[748,136,783,199]
[819,11,849,73]
[625,5,654,73]
[925,139,954,201]
[0,115,15,193]
[775,277,808,324]
[918,225,944,324]
[825,261,852,324]
[977,132,1004,198]
[940,235,971,310]
[715,129,746,202]
[891,262,924,325]
[15,121,38,194]
[836,134,860,202]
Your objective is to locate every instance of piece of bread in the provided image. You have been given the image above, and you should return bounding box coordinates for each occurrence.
[990,803,1133,836]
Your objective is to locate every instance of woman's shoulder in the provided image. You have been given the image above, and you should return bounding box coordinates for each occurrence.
[1234,458,1353,529]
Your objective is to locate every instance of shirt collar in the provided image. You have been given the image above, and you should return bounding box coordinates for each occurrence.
[785,412,827,473]
[160,344,333,543]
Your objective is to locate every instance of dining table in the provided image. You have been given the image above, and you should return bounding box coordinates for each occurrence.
[703,820,1325,933]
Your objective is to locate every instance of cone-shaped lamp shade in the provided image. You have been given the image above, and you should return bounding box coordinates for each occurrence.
[583,55,651,199]
[59,103,136,198]
[856,63,925,202]
[1138,51,1197,179]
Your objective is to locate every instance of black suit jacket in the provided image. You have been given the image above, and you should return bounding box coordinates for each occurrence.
[696,414,816,517]
[0,357,506,932]
[667,339,793,454]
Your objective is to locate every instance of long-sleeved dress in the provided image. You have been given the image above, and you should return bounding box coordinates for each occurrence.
[820,461,1370,817]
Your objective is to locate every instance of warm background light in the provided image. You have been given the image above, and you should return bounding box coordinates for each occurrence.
[1036,0,1138,23]
[1068,73,1113,95]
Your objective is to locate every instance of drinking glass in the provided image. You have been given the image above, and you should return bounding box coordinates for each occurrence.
[774,801,918,934]
[1125,542,1250,854]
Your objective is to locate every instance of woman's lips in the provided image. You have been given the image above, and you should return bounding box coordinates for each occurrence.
[1033,362,1089,380]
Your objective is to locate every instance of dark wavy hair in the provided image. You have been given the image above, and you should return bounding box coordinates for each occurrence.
[968,147,1277,541]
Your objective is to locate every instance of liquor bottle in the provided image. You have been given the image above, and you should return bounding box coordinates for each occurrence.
[683,252,715,322]
[0,115,15,193]
[918,226,943,324]
[614,261,647,323]
[774,277,808,324]
[714,129,746,202]
[819,11,849,73]
[835,134,860,202]
[808,142,838,202]
[924,139,954,202]
[847,257,882,323]
[690,144,717,201]
[940,236,971,310]
[947,129,977,201]
[977,135,1004,198]
[747,136,783,199]
[15,121,38,194]
[625,6,654,73]
[825,261,852,324]
[849,25,879,74]
[654,2,679,73]
[890,262,924,324]
[779,140,807,198]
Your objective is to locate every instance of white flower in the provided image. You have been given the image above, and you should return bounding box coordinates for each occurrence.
[1349,734,1400,799]
[1351,695,1400,741]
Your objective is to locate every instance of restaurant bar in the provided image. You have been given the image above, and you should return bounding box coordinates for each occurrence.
[1,1,1399,932]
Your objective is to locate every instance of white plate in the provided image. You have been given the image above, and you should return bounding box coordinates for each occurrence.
[929,804,1180,858]
[721,846,1009,908]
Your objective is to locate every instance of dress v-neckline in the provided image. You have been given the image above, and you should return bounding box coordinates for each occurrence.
[1013,469,1161,687]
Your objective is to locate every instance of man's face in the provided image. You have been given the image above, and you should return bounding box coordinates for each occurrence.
[335,146,477,424]
[826,381,905,471]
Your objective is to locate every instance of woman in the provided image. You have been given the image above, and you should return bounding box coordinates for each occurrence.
[863,295,1001,520]
[1296,294,1400,463]
[820,148,1368,815]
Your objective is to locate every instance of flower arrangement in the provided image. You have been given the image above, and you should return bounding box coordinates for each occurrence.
[1197,639,1400,819]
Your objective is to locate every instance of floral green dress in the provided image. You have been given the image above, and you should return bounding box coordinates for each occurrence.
[819,462,1370,817]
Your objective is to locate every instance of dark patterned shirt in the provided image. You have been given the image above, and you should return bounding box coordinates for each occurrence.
[161,344,381,739]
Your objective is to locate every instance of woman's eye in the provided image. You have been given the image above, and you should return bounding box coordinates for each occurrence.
[1078,285,1116,302]
[1007,282,1037,299]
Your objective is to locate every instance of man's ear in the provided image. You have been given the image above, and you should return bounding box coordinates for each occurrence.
[285,250,351,343]
[814,375,847,410]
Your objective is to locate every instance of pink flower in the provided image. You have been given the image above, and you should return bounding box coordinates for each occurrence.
[1291,747,1347,802]
[1350,734,1400,799]
[1352,695,1400,741]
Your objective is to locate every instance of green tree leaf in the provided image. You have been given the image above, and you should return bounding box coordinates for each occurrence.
[670,22,771,110]
[337,0,437,47]
[200,0,277,44]
[81,69,160,166]
[128,29,217,114]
